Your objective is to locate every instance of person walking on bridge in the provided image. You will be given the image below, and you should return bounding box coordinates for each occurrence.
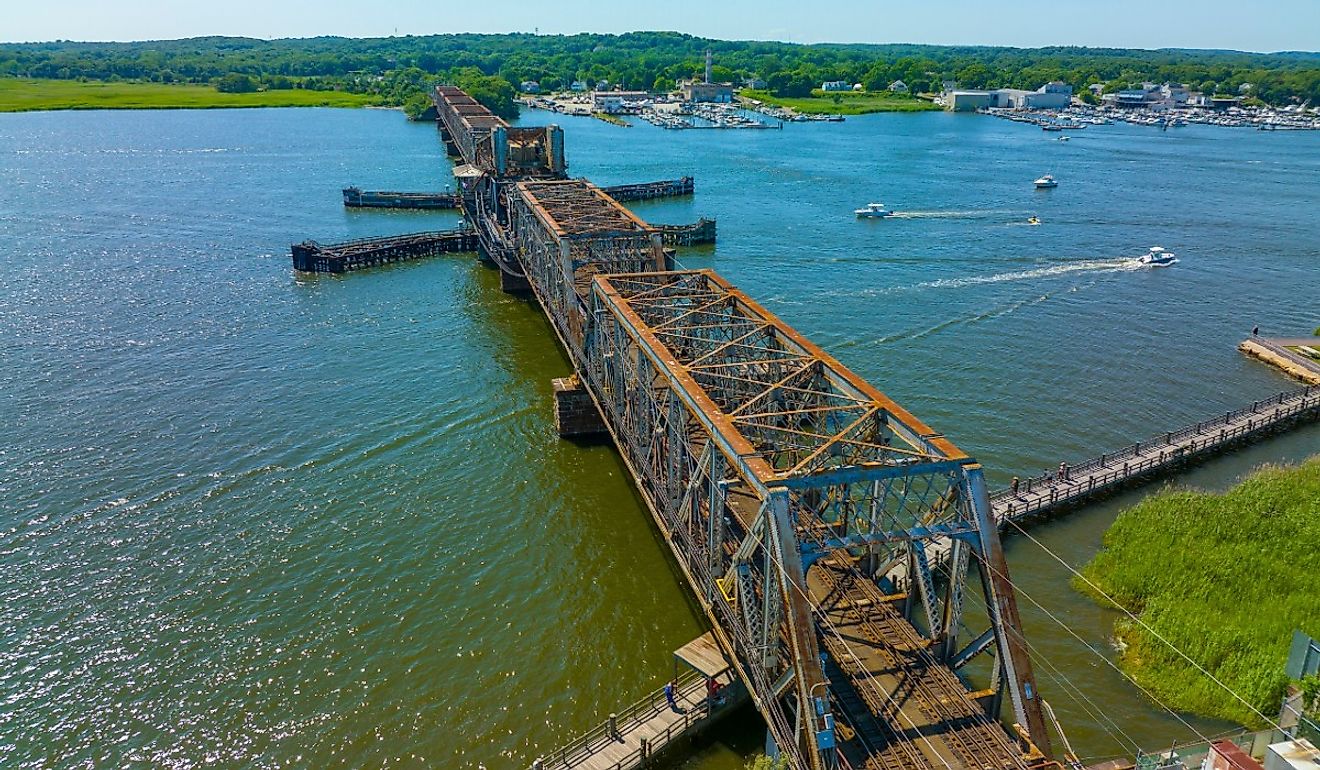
[665,679,680,712]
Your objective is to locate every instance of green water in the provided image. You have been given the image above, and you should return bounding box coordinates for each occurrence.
[1,106,1316,768]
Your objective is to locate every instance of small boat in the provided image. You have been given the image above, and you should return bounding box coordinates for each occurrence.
[1058,135,1070,142]
[1034,174,1058,189]
[1027,216,1041,225]
[855,202,894,218]
[1136,246,1178,266]
[1042,124,1064,132]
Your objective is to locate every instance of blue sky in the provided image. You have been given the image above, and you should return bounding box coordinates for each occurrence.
[5,0,1318,52]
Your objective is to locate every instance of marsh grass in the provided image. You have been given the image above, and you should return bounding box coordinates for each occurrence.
[1077,456,1320,728]
[0,78,375,112]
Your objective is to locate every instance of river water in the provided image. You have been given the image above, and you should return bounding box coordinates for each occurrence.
[1,105,1316,769]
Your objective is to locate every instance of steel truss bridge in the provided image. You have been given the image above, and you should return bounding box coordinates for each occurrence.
[433,85,1062,770]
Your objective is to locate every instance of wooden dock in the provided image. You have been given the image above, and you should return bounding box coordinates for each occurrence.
[342,186,458,209]
[340,178,694,211]
[290,228,477,273]
[599,176,694,202]
[654,218,716,247]
[989,385,1320,523]
[533,635,744,770]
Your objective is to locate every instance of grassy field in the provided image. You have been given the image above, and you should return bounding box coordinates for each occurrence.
[0,79,377,112]
[1077,456,1320,728]
[742,88,940,115]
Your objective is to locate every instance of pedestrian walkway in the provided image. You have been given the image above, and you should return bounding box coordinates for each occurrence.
[533,634,743,770]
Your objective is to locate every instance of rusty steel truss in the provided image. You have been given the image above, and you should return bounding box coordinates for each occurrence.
[428,85,1057,770]
[579,270,1053,767]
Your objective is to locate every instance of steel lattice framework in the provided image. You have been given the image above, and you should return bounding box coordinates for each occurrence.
[430,84,1057,770]
[582,271,1052,768]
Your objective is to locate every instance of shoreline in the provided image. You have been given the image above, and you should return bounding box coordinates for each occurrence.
[0,78,378,113]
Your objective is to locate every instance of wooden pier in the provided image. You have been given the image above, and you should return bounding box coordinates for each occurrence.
[533,634,743,770]
[342,186,458,210]
[290,228,477,273]
[598,176,694,202]
[340,178,693,211]
[990,385,1320,523]
[654,218,716,247]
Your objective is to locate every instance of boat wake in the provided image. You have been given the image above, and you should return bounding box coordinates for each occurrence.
[875,292,1056,344]
[887,209,1026,220]
[918,257,1143,289]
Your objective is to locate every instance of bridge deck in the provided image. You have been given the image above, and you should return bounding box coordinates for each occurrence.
[434,85,1051,770]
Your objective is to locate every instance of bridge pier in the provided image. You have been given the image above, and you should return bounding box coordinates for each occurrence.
[500,270,531,293]
[552,375,607,438]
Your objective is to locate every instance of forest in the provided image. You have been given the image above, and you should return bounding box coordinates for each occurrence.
[3,32,1319,116]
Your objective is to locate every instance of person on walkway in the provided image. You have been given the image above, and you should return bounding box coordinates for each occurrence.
[706,676,724,708]
[1058,461,1069,482]
[1010,476,1020,497]
[664,679,679,712]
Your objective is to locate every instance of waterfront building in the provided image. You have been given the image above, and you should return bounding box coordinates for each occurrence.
[520,80,540,94]
[945,83,1072,111]
[680,80,733,102]
[888,79,909,93]
[591,91,649,113]
[821,80,851,92]
[743,76,767,90]
[946,90,995,111]
[591,92,624,113]
[570,80,587,92]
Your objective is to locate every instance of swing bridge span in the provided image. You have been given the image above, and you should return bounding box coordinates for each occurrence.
[430,83,1067,770]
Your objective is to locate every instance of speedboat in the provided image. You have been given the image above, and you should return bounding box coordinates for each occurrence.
[1058,135,1070,142]
[1136,246,1178,266]
[1027,216,1041,225]
[1034,174,1058,189]
[855,202,894,218]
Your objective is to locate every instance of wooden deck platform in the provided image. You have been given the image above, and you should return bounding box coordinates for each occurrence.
[290,228,477,273]
[989,385,1320,523]
[533,659,742,770]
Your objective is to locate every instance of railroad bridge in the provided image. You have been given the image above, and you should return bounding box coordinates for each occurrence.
[433,85,1061,770]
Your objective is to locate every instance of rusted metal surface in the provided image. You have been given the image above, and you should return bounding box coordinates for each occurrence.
[430,84,1058,770]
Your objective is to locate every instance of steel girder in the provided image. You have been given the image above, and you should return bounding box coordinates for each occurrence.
[585,270,1054,763]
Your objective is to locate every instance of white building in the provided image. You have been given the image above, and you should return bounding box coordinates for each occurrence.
[591,92,624,113]
[569,80,588,92]
[821,81,851,92]
[888,80,909,93]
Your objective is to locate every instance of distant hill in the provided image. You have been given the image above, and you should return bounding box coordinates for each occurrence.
[2,32,1316,106]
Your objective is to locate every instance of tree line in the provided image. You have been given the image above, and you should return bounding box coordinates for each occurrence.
[3,32,1319,114]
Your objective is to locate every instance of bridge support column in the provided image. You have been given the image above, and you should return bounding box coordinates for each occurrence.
[500,270,531,293]
[552,375,607,438]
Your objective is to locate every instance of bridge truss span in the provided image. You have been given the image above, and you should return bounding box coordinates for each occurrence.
[427,85,1061,770]
[583,270,1054,769]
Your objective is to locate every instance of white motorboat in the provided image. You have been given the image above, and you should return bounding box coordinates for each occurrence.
[1136,246,1178,266]
[1034,174,1058,189]
[855,202,894,218]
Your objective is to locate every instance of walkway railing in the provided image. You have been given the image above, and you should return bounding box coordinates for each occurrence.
[990,385,1319,522]
[537,668,711,770]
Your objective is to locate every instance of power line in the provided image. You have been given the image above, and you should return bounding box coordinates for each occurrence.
[1003,517,1285,733]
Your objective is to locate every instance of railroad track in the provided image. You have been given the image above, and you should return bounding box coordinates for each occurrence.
[811,553,1034,770]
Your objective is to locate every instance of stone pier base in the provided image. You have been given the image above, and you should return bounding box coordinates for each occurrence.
[553,375,606,438]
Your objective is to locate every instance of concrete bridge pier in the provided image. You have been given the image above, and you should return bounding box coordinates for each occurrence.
[552,375,607,438]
